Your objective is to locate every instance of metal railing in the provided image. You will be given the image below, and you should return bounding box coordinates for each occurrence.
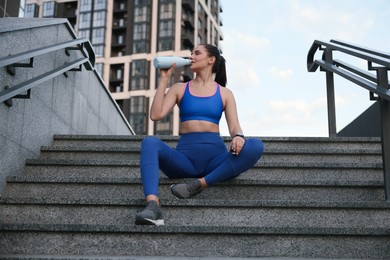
[307,39,390,201]
[0,37,95,105]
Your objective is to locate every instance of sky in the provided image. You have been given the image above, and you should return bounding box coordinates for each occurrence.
[218,0,390,137]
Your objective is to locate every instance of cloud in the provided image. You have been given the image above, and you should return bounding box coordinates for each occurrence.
[269,66,294,81]
[272,1,375,43]
[262,98,328,127]
[219,0,389,137]
[222,30,267,90]
[222,29,270,54]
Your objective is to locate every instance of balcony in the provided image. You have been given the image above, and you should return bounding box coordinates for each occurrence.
[182,13,194,30]
[182,0,195,13]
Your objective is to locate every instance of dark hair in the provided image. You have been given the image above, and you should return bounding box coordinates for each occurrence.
[201,44,227,87]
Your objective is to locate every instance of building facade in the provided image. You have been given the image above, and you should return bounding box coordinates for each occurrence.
[1,0,26,17]
[24,0,223,135]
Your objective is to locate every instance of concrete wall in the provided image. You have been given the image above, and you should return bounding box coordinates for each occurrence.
[0,18,134,193]
[337,102,381,137]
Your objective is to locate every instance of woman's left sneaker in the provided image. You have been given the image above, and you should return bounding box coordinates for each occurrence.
[135,200,164,226]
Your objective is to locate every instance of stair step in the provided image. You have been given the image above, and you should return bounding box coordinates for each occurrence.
[38,146,383,164]
[23,161,384,183]
[3,176,385,201]
[49,135,381,152]
[2,134,388,259]
[23,158,384,182]
[1,198,389,227]
[0,255,351,260]
[39,146,140,160]
[0,223,389,258]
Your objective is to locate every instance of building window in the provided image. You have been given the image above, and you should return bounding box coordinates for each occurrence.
[135,0,150,5]
[197,35,202,45]
[134,24,148,40]
[160,2,174,19]
[134,6,149,22]
[110,65,123,80]
[130,60,148,90]
[94,45,104,57]
[159,38,173,51]
[78,29,90,39]
[25,4,37,18]
[159,20,173,37]
[154,112,173,135]
[133,41,149,54]
[129,96,148,135]
[94,0,106,10]
[79,13,91,29]
[42,1,55,17]
[93,11,106,27]
[116,68,123,80]
[95,63,103,77]
[92,28,105,44]
[158,0,175,51]
[110,64,124,92]
[132,1,150,54]
[118,35,124,44]
[80,0,92,12]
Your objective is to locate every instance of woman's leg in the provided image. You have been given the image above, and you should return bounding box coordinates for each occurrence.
[140,136,198,199]
[136,136,198,225]
[170,138,264,199]
[203,138,264,185]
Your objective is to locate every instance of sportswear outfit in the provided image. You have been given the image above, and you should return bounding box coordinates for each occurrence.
[136,81,264,225]
[135,82,264,225]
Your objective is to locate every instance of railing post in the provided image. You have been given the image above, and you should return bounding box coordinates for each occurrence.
[324,47,337,137]
[374,67,390,201]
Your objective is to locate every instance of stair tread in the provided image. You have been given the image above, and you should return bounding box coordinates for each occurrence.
[25,158,383,168]
[53,134,382,142]
[40,145,382,154]
[5,175,385,187]
[1,222,389,236]
[1,197,389,208]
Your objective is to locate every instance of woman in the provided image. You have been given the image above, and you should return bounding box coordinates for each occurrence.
[135,44,264,225]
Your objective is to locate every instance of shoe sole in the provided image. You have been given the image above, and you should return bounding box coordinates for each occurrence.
[135,216,165,226]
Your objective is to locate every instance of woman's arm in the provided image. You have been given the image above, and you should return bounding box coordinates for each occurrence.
[224,88,246,155]
[150,65,180,121]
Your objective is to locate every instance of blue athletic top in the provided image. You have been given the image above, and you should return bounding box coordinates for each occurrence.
[179,81,224,125]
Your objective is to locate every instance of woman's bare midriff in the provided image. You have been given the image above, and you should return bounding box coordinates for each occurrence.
[179,120,220,134]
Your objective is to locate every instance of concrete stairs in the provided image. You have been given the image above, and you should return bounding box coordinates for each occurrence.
[0,135,389,259]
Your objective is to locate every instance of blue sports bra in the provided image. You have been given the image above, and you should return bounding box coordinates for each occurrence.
[179,81,224,124]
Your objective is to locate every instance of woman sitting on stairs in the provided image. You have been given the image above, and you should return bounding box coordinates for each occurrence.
[135,44,264,225]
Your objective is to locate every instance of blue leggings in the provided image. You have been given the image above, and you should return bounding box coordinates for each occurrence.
[140,132,264,197]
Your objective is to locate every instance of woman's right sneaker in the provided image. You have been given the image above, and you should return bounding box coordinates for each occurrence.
[171,179,204,199]
[135,200,164,226]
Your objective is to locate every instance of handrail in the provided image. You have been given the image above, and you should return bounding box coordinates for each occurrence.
[308,40,390,73]
[307,39,390,201]
[330,39,390,60]
[314,59,390,101]
[0,37,95,104]
[0,37,95,70]
[0,57,88,103]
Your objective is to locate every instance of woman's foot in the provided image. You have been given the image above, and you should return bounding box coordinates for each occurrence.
[171,179,204,199]
[135,200,164,226]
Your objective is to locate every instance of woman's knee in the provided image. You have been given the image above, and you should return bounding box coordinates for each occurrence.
[245,138,264,160]
[141,136,162,149]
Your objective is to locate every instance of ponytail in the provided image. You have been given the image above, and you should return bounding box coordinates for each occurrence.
[201,44,227,87]
[214,55,227,87]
